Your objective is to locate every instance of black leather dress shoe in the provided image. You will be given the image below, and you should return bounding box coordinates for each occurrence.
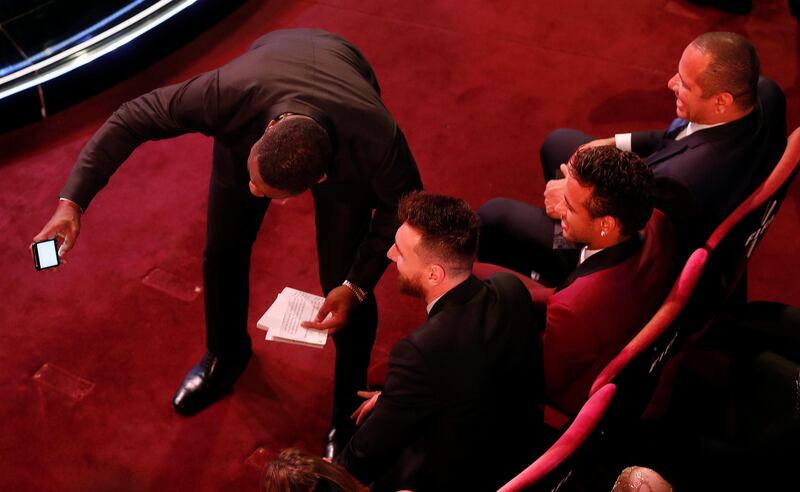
[172,350,251,416]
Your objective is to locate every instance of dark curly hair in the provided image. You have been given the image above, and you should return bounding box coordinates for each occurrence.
[568,146,654,237]
[398,191,480,274]
[253,116,332,195]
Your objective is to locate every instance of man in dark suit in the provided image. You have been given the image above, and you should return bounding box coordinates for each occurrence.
[32,29,422,453]
[479,31,784,286]
[336,192,542,491]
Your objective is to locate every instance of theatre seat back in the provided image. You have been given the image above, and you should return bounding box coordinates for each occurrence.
[753,77,788,187]
[498,384,617,492]
[588,248,708,421]
[687,127,800,339]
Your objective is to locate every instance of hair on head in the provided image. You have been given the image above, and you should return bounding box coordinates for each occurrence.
[397,191,480,273]
[261,448,366,492]
[568,146,654,237]
[254,116,332,195]
[691,31,759,109]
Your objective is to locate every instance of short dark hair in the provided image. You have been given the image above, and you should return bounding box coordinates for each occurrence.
[569,146,654,237]
[397,191,480,273]
[692,32,760,109]
[254,116,332,195]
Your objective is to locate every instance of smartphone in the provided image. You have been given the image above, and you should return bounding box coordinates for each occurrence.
[32,239,60,270]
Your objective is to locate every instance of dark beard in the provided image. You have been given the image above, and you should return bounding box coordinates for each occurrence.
[397,273,424,299]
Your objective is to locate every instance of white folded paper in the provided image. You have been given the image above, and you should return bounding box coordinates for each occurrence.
[257,287,328,348]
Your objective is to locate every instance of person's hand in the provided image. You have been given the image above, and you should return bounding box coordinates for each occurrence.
[301,285,358,334]
[544,164,569,219]
[350,390,381,426]
[31,199,82,269]
[577,137,615,152]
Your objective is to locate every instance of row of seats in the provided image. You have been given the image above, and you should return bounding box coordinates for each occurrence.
[498,127,800,491]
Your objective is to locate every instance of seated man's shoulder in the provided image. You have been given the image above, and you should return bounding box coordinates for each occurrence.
[409,276,533,350]
[484,272,536,300]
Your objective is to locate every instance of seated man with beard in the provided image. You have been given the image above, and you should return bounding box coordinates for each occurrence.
[336,192,543,491]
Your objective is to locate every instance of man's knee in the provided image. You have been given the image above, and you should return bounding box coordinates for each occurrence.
[478,197,515,231]
[540,128,592,179]
[541,128,576,161]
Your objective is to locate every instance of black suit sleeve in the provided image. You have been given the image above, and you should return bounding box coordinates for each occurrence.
[346,129,422,291]
[60,69,226,210]
[336,337,438,484]
[630,129,667,156]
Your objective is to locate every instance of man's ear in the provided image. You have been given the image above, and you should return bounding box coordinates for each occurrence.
[428,264,446,286]
[317,174,327,184]
[716,92,735,112]
[599,216,619,236]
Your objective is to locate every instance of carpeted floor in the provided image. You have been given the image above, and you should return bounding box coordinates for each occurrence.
[0,0,797,490]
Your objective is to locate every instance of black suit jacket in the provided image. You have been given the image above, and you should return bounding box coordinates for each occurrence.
[337,274,543,491]
[60,28,422,291]
[633,86,786,243]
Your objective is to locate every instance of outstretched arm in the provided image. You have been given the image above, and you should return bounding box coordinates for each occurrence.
[36,69,226,262]
[349,129,423,292]
[304,129,422,332]
[61,69,224,210]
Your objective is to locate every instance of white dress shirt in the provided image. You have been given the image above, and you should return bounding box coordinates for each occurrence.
[614,120,727,150]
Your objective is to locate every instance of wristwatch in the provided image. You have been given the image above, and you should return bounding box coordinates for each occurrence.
[342,280,367,304]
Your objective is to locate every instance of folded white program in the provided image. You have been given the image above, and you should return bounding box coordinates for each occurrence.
[257,287,328,348]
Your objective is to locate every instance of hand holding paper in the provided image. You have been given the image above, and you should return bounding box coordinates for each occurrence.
[257,287,330,348]
[300,285,358,334]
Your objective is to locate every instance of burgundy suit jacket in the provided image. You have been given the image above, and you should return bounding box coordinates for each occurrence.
[543,209,677,414]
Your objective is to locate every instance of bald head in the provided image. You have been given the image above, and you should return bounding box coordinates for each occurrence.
[691,32,760,110]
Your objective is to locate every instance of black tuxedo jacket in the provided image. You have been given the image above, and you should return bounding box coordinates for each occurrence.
[337,274,543,491]
[633,88,786,242]
[60,28,422,291]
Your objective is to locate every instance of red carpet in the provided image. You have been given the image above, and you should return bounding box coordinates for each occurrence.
[1,0,798,490]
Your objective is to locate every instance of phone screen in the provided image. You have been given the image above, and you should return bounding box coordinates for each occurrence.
[33,239,60,270]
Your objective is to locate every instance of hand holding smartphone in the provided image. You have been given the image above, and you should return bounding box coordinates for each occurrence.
[32,198,83,271]
[32,239,60,270]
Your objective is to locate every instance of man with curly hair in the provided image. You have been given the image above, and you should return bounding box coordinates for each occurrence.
[478,147,676,413]
[541,147,677,412]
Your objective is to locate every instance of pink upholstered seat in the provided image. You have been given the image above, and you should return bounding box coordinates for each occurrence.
[498,383,617,492]
[686,127,800,342]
